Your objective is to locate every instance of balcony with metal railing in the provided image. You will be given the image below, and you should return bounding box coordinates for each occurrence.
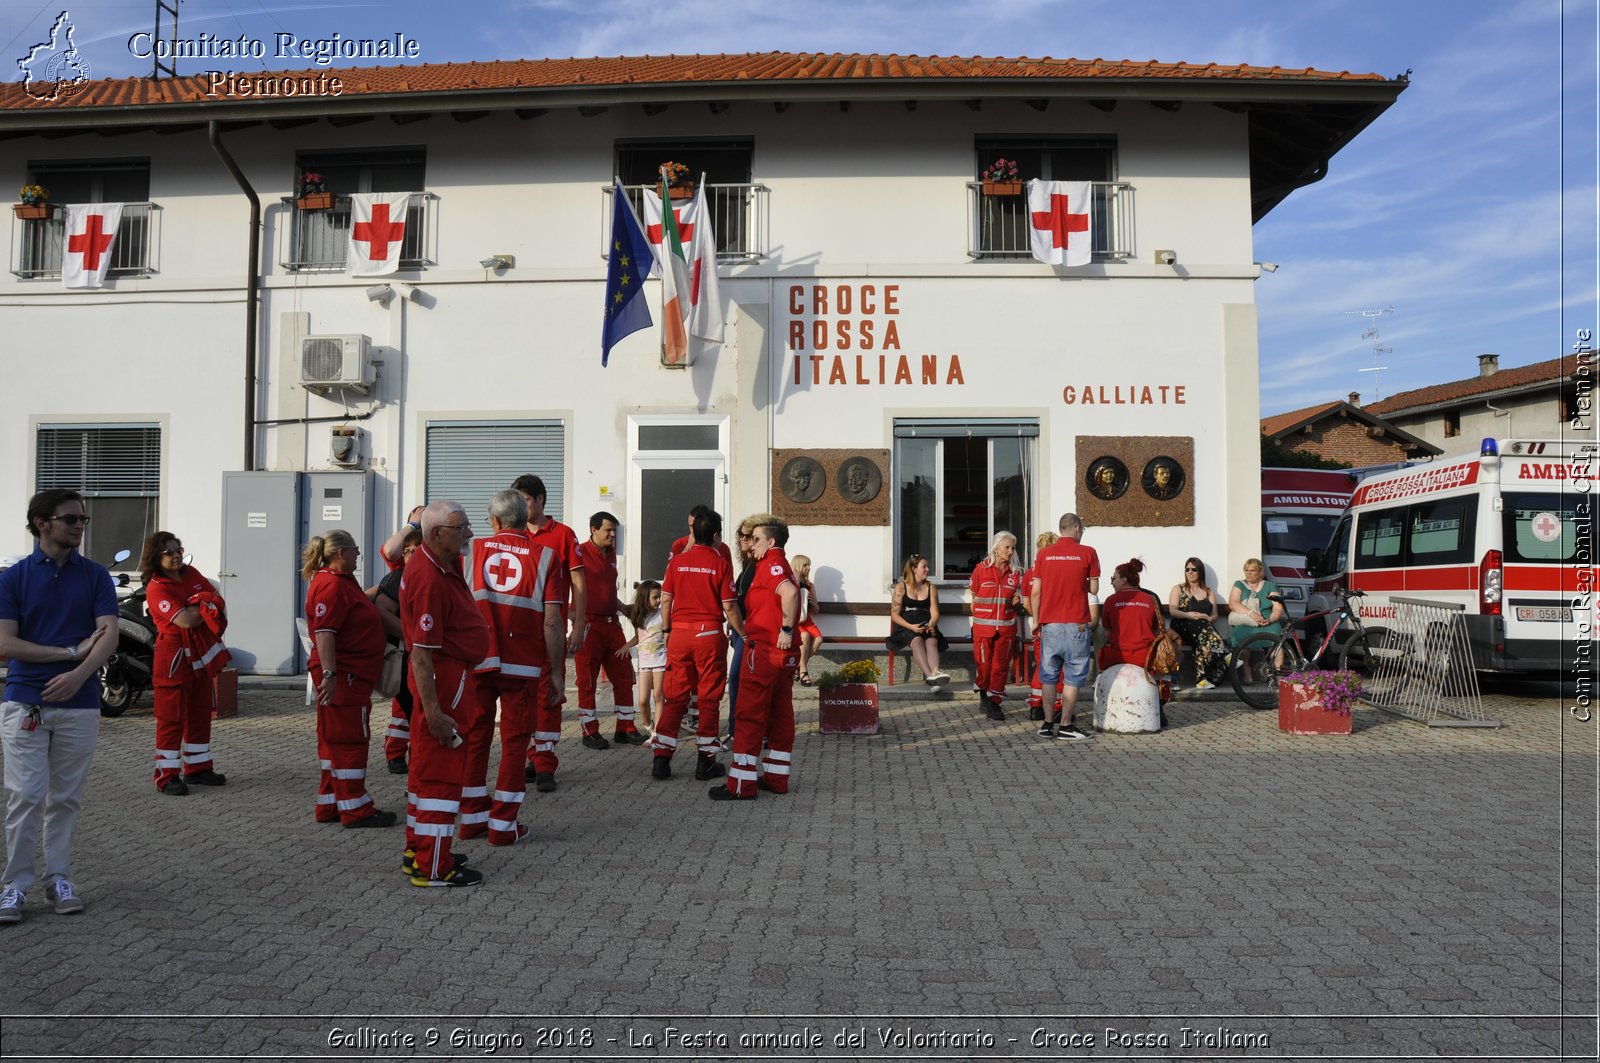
[967,181,1134,261]
[10,203,160,279]
[278,192,438,272]
[602,183,769,261]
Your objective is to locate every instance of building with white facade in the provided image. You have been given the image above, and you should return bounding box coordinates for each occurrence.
[0,53,1405,671]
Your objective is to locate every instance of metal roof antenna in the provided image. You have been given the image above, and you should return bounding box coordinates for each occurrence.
[1343,305,1395,400]
[150,0,179,79]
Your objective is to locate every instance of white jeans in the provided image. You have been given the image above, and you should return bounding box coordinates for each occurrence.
[2,702,100,895]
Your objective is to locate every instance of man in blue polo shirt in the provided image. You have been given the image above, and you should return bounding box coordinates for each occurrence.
[0,489,119,924]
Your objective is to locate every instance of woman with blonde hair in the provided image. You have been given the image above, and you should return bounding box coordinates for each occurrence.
[790,553,824,685]
[302,530,394,828]
[886,553,949,686]
[968,531,1022,720]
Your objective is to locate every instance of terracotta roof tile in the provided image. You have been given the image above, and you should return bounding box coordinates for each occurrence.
[1364,356,1573,415]
[0,51,1392,111]
[1260,400,1343,438]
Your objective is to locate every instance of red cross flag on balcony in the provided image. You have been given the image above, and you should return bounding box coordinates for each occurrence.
[347,192,411,277]
[61,202,125,289]
[640,179,723,345]
[1026,180,1092,267]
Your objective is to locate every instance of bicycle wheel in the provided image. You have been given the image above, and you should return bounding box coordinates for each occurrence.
[1230,632,1286,710]
[1338,627,1401,704]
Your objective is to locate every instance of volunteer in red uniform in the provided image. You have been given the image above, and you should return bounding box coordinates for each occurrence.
[1099,559,1164,670]
[462,490,563,843]
[401,501,489,887]
[969,531,1023,721]
[142,532,227,794]
[713,518,799,801]
[667,504,735,568]
[1029,513,1100,743]
[651,509,744,782]
[574,511,641,746]
[302,529,393,828]
[512,475,585,772]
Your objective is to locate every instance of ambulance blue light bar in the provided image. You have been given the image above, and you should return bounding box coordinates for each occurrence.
[1480,438,1498,456]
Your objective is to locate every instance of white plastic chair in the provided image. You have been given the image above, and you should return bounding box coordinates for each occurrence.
[294,618,314,705]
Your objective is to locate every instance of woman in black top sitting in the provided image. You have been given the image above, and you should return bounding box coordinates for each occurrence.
[1166,556,1227,688]
[886,553,950,687]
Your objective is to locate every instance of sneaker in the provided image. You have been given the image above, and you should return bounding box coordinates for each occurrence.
[612,730,645,746]
[985,698,1006,721]
[1195,678,1214,690]
[1037,716,1060,738]
[533,771,558,793]
[1054,723,1091,742]
[45,879,84,915]
[651,757,672,781]
[580,733,611,751]
[693,754,726,781]
[401,849,469,877]
[929,671,951,684]
[159,776,189,796]
[387,757,408,775]
[1028,706,1045,722]
[0,886,22,924]
[345,809,397,829]
[410,865,484,888]
[184,769,227,787]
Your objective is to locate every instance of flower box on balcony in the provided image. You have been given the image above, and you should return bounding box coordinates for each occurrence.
[982,181,1023,197]
[296,192,334,212]
[666,182,696,202]
[14,202,51,220]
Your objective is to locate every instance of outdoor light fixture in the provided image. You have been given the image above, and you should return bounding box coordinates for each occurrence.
[397,283,422,303]
[1260,261,1280,273]
[478,254,515,270]
[365,284,394,306]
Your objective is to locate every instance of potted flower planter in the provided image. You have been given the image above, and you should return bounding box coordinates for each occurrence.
[666,182,696,202]
[13,202,51,220]
[296,191,334,211]
[981,180,1023,197]
[1278,680,1352,735]
[818,682,879,735]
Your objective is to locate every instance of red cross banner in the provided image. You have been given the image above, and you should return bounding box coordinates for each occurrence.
[1026,180,1093,267]
[347,192,411,277]
[640,180,723,345]
[61,202,125,289]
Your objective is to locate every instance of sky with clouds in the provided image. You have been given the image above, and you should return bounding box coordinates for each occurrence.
[6,0,1595,416]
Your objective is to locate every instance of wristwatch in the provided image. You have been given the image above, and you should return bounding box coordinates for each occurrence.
[67,645,78,661]
[321,669,335,678]
[781,625,794,633]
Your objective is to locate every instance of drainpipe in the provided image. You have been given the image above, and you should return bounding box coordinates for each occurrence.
[207,120,261,471]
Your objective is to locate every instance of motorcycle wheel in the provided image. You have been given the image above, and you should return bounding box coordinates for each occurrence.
[99,664,133,717]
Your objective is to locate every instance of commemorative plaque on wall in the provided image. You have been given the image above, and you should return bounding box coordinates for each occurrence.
[771,449,890,526]
[1076,435,1194,527]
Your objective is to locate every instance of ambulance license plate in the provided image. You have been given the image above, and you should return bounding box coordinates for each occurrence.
[1515,606,1566,622]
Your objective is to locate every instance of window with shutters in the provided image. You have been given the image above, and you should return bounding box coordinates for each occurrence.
[13,159,157,278]
[424,420,565,528]
[35,423,160,568]
[894,419,1037,582]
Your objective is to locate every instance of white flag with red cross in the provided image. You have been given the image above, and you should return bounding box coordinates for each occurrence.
[1026,180,1093,267]
[61,202,124,289]
[640,180,723,344]
[347,192,411,277]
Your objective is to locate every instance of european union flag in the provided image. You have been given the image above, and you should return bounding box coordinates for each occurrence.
[601,179,653,366]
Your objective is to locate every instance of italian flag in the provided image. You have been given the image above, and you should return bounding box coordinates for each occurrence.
[659,168,692,365]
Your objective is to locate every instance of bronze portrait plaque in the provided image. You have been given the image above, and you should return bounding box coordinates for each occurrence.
[836,456,883,504]
[1142,456,1185,501]
[780,456,825,503]
[1085,456,1129,501]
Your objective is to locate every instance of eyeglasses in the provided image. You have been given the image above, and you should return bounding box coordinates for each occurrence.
[49,514,90,526]
[442,522,471,532]
[161,547,184,558]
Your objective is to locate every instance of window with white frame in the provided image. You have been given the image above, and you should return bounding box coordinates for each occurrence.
[286,148,434,270]
[425,420,565,527]
[35,423,160,568]
[971,137,1132,260]
[615,139,762,259]
[13,159,156,279]
[894,419,1038,581]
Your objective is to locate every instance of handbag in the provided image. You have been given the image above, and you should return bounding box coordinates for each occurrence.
[374,643,406,699]
[1145,627,1182,679]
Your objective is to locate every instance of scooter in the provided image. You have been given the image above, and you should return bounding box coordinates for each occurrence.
[99,549,155,717]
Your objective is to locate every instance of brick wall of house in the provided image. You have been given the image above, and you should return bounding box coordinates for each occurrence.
[1278,419,1415,466]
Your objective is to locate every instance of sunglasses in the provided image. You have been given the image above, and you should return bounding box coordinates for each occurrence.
[1185,566,1199,572]
[50,514,90,526]
[162,547,184,558]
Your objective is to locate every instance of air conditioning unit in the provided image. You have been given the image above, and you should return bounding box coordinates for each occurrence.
[300,334,375,392]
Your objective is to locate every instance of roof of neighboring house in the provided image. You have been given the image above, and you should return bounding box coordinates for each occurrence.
[0,51,1408,221]
[1365,356,1572,417]
[1260,399,1441,455]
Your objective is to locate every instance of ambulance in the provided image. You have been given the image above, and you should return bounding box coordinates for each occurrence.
[1306,438,1597,673]
[1260,467,1358,619]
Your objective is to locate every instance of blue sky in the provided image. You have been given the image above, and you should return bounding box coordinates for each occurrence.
[6,0,1595,416]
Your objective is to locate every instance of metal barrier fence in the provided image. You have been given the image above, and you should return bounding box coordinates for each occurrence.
[1362,596,1498,728]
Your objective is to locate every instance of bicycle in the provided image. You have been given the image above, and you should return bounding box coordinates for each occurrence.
[1229,588,1400,710]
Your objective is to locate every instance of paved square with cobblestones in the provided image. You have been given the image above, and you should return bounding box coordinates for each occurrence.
[0,680,1593,1059]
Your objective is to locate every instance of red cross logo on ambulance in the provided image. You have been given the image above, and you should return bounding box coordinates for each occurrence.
[1530,511,1563,543]
[484,551,524,592]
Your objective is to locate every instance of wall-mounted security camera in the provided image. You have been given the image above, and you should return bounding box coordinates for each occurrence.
[365,284,394,305]
[1154,249,1177,266]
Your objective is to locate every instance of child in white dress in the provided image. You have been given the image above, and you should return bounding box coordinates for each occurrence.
[622,581,665,736]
